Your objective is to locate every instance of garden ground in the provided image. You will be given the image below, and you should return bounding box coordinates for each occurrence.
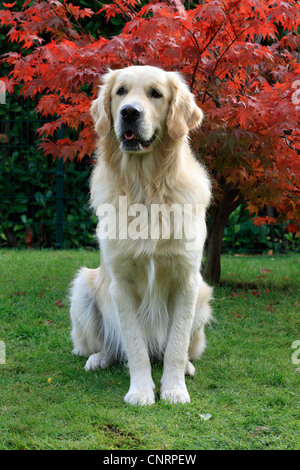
[0,250,299,450]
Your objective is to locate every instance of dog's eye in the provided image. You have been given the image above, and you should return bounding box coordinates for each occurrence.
[116,87,126,96]
[151,89,163,99]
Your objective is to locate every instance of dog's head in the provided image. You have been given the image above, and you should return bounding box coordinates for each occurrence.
[91,65,203,153]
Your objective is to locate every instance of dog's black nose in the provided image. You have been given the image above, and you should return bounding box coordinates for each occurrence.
[120,104,142,121]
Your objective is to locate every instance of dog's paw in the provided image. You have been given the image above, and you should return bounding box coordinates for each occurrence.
[161,382,190,404]
[72,348,82,356]
[185,360,195,377]
[160,376,191,403]
[84,352,110,371]
[124,387,155,406]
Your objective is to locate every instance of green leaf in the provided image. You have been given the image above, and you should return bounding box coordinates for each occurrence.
[21,214,27,224]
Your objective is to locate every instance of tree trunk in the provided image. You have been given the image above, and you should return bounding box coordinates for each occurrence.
[202,205,228,285]
[202,183,243,285]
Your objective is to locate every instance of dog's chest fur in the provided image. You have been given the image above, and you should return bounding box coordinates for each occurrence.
[123,253,181,357]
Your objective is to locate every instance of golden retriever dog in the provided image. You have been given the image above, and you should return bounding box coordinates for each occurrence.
[70,65,213,405]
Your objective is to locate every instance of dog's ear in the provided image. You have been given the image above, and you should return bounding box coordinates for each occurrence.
[167,72,204,140]
[90,70,117,137]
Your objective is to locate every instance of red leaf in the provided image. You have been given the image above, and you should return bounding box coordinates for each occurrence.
[265,302,279,313]
[10,291,25,297]
[3,2,16,8]
[252,290,261,297]
[260,268,272,274]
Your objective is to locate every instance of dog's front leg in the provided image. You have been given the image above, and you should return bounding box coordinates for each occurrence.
[109,280,155,405]
[161,272,200,404]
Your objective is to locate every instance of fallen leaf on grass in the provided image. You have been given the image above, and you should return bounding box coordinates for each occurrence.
[10,291,25,297]
[265,306,277,313]
[229,292,247,300]
[252,290,261,297]
[265,303,279,313]
[55,299,64,308]
[199,413,212,421]
[250,427,271,438]
[260,268,272,274]
[39,320,55,325]
[233,311,245,318]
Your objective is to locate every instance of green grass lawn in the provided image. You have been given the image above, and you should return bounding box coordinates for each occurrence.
[0,250,299,450]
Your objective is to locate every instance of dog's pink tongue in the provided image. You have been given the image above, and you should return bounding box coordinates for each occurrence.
[125,131,135,140]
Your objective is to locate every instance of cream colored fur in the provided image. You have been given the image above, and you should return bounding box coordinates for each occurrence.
[70,66,213,405]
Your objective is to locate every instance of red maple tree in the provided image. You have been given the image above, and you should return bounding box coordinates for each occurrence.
[1,0,299,282]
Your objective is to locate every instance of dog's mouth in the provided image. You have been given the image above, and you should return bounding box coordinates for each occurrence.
[121,130,156,151]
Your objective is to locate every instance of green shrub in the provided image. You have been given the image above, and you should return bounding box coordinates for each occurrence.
[223,205,300,254]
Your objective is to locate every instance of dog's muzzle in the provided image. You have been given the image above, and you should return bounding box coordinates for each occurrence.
[119,104,156,152]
